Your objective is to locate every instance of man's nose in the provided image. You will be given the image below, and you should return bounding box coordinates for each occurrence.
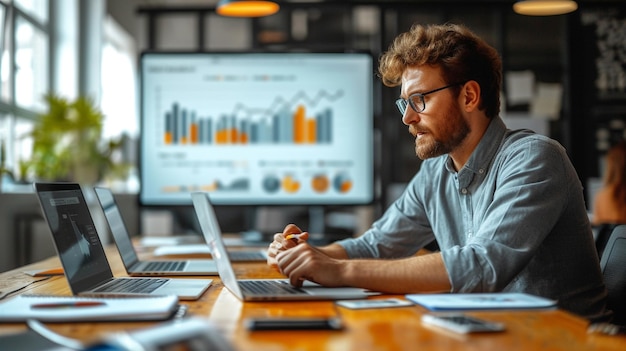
[402,108,420,126]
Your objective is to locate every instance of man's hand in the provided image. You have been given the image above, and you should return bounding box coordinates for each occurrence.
[275,243,346,288]
[266,224,309,268]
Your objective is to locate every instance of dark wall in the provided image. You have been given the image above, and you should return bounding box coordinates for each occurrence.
[569,5,626,189]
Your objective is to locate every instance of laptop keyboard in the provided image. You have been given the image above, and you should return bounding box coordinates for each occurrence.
[228,251,266,262]
[239,280,306,295]
[143,261,187,272]
[94,278,168,294]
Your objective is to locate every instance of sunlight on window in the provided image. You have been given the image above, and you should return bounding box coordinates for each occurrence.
[0,4,8,103]
[15,15,47,112]
[1,50,10,102]
[15,0,48,24]
[100,17,139,192]
[101,43,138,139]
[101,17,138,140]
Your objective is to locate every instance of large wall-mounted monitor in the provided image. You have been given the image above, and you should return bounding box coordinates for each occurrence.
[139,52,374,206]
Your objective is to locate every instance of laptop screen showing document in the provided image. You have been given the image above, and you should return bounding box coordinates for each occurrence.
[190,192,377,301]
[35,183,117,294]
[34,183,213,300]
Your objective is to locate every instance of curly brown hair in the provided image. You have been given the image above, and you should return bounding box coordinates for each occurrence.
[378,23,502,119]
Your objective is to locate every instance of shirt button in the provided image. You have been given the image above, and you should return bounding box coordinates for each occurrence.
[461,188,468,194]
[479,168,485,174]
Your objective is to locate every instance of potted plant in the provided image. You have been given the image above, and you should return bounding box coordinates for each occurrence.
[20,94,129,184]
[1,140,13,191]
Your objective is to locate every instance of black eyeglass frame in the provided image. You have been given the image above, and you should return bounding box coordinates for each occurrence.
[395,82,466,115]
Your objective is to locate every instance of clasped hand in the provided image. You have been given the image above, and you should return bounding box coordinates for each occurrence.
[266,224,344,288]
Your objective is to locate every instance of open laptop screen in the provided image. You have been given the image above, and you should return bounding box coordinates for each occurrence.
[35,183,114,294]
[94,187,141,268]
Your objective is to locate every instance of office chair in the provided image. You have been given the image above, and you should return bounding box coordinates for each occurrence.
[600,225,626,325]
[594,223,619,257]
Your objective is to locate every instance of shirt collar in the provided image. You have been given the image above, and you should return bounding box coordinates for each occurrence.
[445,117,507,185]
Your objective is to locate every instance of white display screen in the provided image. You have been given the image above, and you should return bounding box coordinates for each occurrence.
[140,52,374,205]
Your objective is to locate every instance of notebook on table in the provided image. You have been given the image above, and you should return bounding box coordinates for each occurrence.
[33,182,212,301]
[406,292,558,311]
[190,191,377,301]
[94,187,218,276]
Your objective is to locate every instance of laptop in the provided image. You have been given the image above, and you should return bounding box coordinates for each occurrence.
[190,192,377,301]
[94,187,218,276]
[34,182,212,300]
[228,250,267,262]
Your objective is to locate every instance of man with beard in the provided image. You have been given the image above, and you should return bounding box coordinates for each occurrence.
[266,23,610,322]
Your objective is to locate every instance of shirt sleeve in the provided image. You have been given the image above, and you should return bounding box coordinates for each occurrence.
[336,172,437,259]
[441,136,577,293]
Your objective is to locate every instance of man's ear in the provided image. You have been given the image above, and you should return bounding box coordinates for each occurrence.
[461,80,481,112]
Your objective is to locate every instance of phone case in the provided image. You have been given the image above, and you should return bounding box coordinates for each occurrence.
[244,317,343,331]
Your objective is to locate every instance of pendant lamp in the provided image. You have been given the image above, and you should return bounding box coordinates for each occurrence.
[513,0,578,16]
[216,0,280,17]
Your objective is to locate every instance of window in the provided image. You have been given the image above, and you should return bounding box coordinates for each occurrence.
[0,3,9,102]
[101,15,138,140]
[14,0,46,23]
[0,0,49,183]
[15,13,47,112]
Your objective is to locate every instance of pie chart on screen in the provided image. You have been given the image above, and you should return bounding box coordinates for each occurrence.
[282,175,300,193]
[311,174,330,193]
[262,175,281,193]
[333,173,352,193]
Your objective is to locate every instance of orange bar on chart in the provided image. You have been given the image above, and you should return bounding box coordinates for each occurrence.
[307,118,317,143]
[239,132,249,144]
[216,129,228,144]
[190,123,199,144]
[294,105,306,143]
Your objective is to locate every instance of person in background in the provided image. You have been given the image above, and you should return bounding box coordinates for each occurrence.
[592,140,626,225]
[267,23,610,323]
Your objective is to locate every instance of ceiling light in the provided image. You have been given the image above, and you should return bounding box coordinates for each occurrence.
[216,0,280,17]
[513,0,578,16]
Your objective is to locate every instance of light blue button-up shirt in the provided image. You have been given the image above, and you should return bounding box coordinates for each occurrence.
[338,117,609,321]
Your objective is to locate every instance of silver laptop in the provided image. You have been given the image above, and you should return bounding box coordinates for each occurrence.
[94,187,218,276]
[228,249,267,262]
[190,192,377,301]
[34,182,212,300]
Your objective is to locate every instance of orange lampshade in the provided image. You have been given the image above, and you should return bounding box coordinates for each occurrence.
[513,0,578,16]
[216,0,280,17]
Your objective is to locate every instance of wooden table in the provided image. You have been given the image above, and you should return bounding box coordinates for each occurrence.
[1,244,625,351]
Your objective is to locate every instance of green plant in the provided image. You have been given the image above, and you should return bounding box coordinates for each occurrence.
[0,139,13,179]
[21,94,129,184]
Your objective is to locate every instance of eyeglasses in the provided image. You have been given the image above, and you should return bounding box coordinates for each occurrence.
[395,82,465,115]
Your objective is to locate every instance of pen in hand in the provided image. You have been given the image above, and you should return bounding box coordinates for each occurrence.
[285,234,304,241]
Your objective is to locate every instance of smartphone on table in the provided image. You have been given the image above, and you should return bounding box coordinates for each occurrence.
[245,317,343,331]
[421,313,505,334]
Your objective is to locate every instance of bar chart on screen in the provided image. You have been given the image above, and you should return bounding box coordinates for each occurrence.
[160,90,342,146]
[140,52,374,206]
